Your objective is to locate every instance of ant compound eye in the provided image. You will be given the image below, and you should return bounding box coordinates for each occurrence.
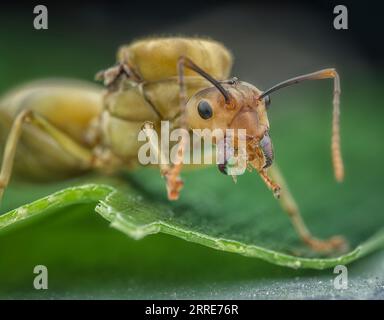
[264,95,271,109]
[197,100,213,119]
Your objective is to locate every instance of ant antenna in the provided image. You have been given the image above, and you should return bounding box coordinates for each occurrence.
[178,56,231,104]
[259,69,344,182]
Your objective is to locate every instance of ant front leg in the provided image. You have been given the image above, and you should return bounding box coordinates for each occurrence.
[159,57,192,200]
[259,169,281,199]
[141,121,184,200]
[269,164,348,253]
[164,56,233,200]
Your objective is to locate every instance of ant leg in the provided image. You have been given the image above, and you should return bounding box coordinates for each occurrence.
[258,169,281,199]
[0,110,31,200]
[27,112,94,168]
[164,56,232,200]
[0,110,94,201]
[159,57,190,200]
[269,164,348,253]
[140,121,183,200]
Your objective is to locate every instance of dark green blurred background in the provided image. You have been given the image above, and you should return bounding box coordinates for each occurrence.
[0,0,383,299]
[1,0,383,88]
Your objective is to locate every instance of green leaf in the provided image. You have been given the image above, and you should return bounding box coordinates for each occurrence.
[0,163,383,273]
[0,175,383,299]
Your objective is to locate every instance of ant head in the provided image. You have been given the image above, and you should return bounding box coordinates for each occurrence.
[186,81,270,135]
[186,80,274,173]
